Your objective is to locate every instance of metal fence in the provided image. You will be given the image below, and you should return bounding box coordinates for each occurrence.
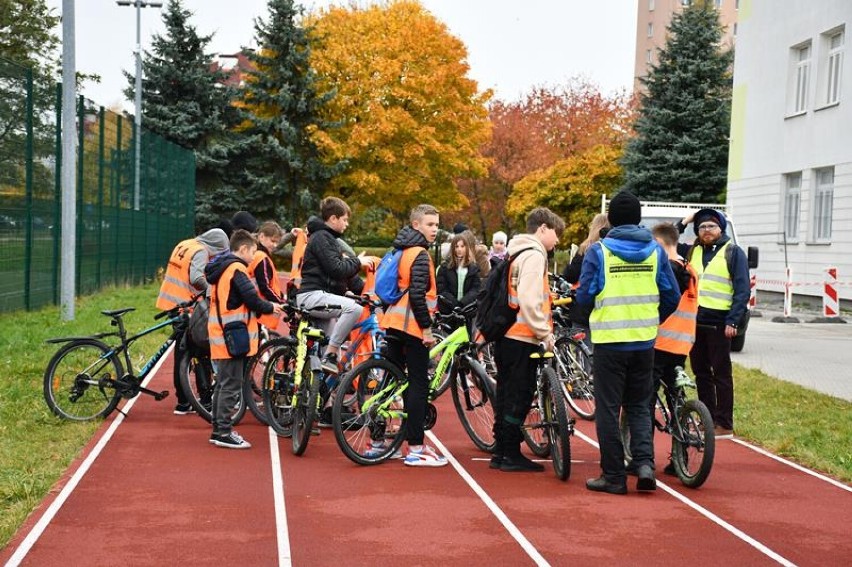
[0,57,196,313]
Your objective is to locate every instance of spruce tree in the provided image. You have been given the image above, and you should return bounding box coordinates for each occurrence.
[124,0,237,229]
[621,3,733,202]
[228,0,339,226]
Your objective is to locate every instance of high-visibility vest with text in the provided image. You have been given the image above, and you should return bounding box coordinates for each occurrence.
[690,242,733,311]
[156,238,204,310]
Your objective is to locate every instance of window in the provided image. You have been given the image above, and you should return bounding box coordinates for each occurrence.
[733,23,738,37]
[715,0,723,7]
[812,168,834,241]
[736,0,740,8]
[790,43,811,114]
[647,23,654,38]
[681,0,692,6]
[783,173,801,241]
[646,50,652,64]
[649,0,655,10]
[826,30,844,105]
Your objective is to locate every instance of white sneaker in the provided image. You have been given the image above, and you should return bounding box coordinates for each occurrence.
[403,445,448,467]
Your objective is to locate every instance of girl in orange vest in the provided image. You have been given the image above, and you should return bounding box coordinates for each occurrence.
[247,221,286,330]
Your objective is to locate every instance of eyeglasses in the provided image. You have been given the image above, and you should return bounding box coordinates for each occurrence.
[698,223,720,231]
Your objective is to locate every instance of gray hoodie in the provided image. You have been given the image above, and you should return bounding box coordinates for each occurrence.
[190,228,230,292]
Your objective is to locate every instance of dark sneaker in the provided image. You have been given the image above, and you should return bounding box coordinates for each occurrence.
[500,454,544,472]
[173,403,195,415]
[489,455,504,469]
[663,461,677,476]
[318,407,334,429]
[636,465,657,492]
[210,431,251,449]
[585,476,628,495]
[321,353,339,375]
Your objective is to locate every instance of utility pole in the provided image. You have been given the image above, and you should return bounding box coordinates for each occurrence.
[116,0,162,211]
[60,0,77,320]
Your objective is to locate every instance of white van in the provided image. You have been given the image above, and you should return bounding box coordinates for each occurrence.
[600,196,759,352]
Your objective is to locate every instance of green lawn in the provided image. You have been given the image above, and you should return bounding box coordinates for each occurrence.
[0,282,849,549]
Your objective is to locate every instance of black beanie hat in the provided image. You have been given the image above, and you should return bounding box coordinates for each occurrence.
[452,222,468,234]
[215,218,234,239]
[231,211,258,233]
[607,190,641,227]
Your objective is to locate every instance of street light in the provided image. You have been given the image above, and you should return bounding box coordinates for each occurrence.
[116,0,162,211]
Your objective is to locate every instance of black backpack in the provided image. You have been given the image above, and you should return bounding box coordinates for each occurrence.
[474,247,535,342]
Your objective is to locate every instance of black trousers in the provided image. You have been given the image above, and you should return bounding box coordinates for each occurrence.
[173,329,188,405]
[593,346,655,482]
[691,325,734,430]
[386,329,430,446]
[492,337,538,457]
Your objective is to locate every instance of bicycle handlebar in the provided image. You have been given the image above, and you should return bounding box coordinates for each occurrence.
[154,294,202,320]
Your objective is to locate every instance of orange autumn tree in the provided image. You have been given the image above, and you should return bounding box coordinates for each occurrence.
[307,0,492,222]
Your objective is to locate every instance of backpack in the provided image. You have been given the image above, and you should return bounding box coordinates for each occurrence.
[187,296,210,353]
[474,247,535,342]
[374,248,407,305]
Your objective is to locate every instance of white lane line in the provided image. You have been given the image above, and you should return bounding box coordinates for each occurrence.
[731,438,852,493]
[574,429,797,567]
[4,344,173,567]
[426,432,550,567]
[268,428,292,567]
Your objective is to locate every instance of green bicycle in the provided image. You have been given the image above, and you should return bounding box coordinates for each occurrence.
[331,302,495,465]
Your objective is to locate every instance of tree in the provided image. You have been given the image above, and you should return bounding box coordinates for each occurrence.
[507,144,624,245]
[307,0,491,221]
[620,2,733,202]
[229,0,338,226]
[123,0,238,228]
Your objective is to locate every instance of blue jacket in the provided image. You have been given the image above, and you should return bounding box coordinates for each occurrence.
[576,225,681,351]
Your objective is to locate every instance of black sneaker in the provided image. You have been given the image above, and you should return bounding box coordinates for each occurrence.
[586,476,628,495]
[210,431,251,449]
[489,455,504,469]
[321,353,339,374]
[173,403,195,415]
[500,454,545,472]
[318,407,334,428]
[636,465,657,492]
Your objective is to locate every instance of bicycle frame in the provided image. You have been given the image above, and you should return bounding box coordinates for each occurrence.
[340,312,384,369]
[289,316,325,407]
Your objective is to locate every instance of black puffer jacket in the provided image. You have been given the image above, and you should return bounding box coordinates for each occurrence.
[298,217,364,297]
[436,261,480,314]
[392,226,434,330]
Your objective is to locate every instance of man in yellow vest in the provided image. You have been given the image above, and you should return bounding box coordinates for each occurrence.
[577,190,680,494]
[157,228,229,414]
[684,209,750,438]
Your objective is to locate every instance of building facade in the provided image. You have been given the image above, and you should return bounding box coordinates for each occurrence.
[727,0,851,301]
[634,0,738,90]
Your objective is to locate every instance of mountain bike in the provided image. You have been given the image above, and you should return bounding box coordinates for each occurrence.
[523,347,573,480]
[621,367,716,488]
[331,302,495,465]
[551,283,595,420]
[43,296,199,421]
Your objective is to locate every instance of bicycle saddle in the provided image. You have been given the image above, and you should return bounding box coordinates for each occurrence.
[101,307,136,317]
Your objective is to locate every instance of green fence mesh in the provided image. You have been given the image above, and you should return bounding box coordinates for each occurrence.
[0,57,196,313]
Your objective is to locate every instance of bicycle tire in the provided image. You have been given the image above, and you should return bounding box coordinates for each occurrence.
[245,337,295,425]
[292,366,321,456]
[262,344,298,437]
[177,348,215,420]
[523,401,551,458]
[544,367,572,481]
[450,359,496,452]
[554,336,595,420]
[673,399,715,488]
[332,358,407,466]
[476,341,497,378]
[43,339,124,421]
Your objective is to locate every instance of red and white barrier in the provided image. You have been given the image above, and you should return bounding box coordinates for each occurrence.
[824,267,839,318]
[749,274,757,309]
[783,267,793,317]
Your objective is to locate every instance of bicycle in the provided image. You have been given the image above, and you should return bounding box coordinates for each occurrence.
[43,296,199,421]
[331,302,495,465]
[621,366,715,488]
[551,282,595,420]
[261,303,340,456]
[522,347,573,480]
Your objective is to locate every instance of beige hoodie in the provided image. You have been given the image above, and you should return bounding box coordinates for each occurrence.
[507,233,552,344]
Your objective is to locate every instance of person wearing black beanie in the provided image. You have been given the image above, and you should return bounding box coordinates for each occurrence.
[231,211,258,234]
[576,188,681,495]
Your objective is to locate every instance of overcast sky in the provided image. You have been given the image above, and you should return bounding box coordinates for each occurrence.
[45,0,638,111]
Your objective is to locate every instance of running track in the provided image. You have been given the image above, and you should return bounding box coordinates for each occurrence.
[2,352,850,567]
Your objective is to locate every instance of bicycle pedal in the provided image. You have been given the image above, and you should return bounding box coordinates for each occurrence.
[154,390,169,401]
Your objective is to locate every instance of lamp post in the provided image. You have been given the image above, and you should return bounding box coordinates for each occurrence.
[116,0,162,211]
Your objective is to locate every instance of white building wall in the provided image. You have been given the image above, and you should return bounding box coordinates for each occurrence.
[728,0,852,301]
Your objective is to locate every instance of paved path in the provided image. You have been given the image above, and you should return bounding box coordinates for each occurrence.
[732,308,852,401]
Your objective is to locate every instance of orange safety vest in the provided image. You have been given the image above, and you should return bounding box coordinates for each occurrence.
[156,238,205,310]
[379,247,437,339]
[655,261,699,355]
[288,230,308,291]
[506,255,552,341]
[207,262,260,360]
[248,249,283,329]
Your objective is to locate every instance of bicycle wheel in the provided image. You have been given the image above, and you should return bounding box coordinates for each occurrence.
[43,339,124,421]
[450,359,496,452]
[178,348,215,420]
[476,341,497,378]
[544,367,572,481]
[672,399,715,488]
[523,400,550,458]
[554,336,595,420]
[292,366,321,456]
[262,344,298,437]
[332,358,407,466]
[245,337,295,425]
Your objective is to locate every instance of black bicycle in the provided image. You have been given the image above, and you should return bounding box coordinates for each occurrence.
[43,296,199,421]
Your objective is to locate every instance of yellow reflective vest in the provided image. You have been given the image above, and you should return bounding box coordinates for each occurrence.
[690,242,734,311]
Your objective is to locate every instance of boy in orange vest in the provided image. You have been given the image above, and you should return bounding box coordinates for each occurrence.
[380,204,446,466]
[205,230,283,449]
[650,222,698,475]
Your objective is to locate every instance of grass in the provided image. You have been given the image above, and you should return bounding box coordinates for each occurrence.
[0,282,850,550]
